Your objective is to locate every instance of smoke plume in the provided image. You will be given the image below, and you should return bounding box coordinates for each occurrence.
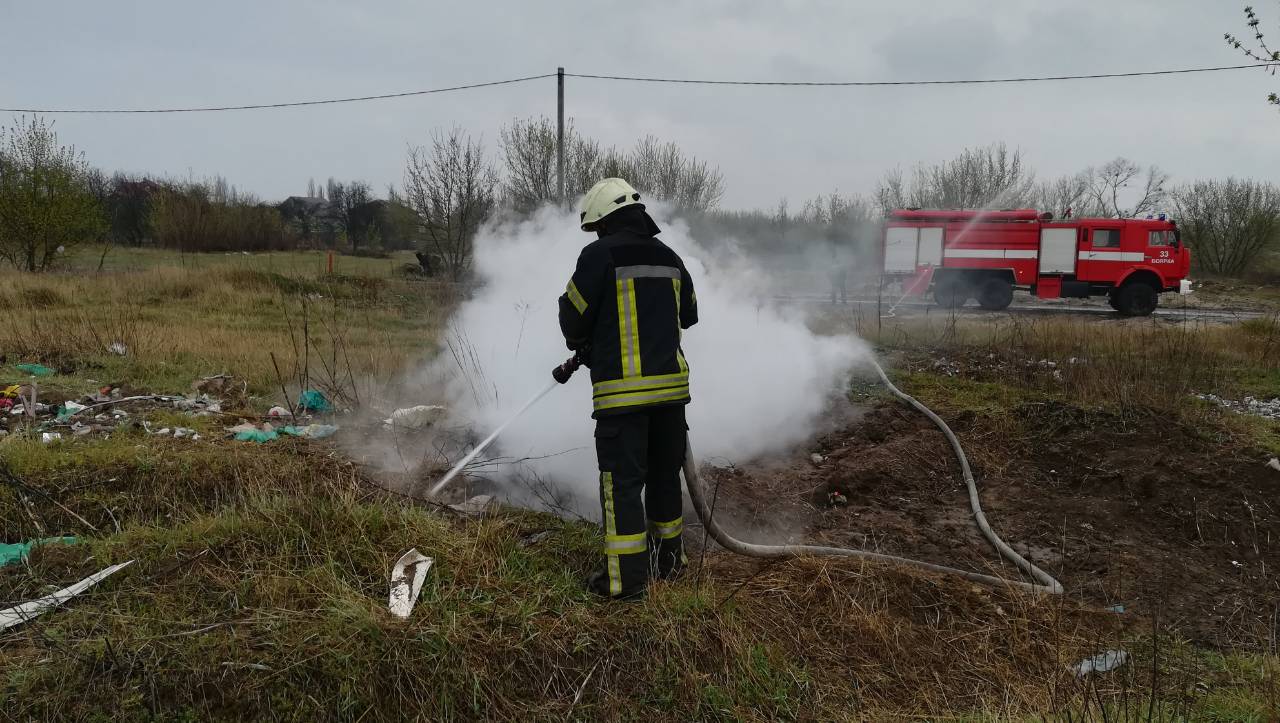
[421,206,867,512]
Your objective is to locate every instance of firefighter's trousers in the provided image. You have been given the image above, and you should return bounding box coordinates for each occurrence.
[594,405,687,597]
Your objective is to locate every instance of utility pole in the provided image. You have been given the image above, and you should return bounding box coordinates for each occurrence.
[557,67,565,206]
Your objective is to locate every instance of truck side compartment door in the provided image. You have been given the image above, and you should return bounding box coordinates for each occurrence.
[884,227,919,272]
[1038,227,1077,275]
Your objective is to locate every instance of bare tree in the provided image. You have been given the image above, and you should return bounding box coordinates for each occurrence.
[0,116,105,271]
[403,128,498,281]
[1032,172,1096,218]
[875,142,1036,212]
[499,116,603,213]
[1084,158,1168,218]
[609,135,725,213]
[1226,5,1280,110]
[326,178,374,251]
[1173,179,1280,276]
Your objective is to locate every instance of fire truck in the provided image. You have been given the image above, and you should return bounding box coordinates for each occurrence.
[881,209,1192,316]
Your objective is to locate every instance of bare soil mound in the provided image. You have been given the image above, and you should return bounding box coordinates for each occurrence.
[700,401,1280,647]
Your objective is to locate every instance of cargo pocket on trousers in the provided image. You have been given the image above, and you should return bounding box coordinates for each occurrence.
[594,422,621,471]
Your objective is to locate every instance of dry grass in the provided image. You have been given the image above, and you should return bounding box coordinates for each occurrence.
[2,250,1277,719]
[0,264,458,404]
[0,430,1117,720]
[821,309,1280,423]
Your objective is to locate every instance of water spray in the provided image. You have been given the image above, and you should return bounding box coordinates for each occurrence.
[428,354,1062,595]
[425,354,582,498]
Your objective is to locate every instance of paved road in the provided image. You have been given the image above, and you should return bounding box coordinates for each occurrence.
[774,294,1269,322]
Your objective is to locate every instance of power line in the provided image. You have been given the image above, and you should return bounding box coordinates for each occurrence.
[566,63,1272,86]
[1,63,1272,114]
[0,73,556,114]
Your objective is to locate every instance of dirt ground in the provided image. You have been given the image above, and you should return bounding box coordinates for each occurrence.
[696,399,1280,648]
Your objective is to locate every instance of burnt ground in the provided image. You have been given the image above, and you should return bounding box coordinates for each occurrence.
[695,399,1280,648]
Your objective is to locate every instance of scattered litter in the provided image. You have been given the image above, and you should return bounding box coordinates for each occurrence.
[15,363,54,377]
[56,401,88,421]
[1231,560,1243,568]
[809,453,825,465]
[41,432,62,444]
[172,395,221,414]
[280,424,338,440]
[1267,458,1280,473]
[233,426,279,443]
[0,537,77,567]
[192,374,244,397]
[518,530,553,548]
[297,389,332,413]
[449,494,497,516]
[388,549,434,619]
[1073,650,1129,677]
[229,422,337,442]
[1197,393,1280,421]
[107,342,128,356]
[266,406,291,419]
[1105,604,1125,614]
[0,560,134,632]
[827,490,849,507]
[384,405,446,430]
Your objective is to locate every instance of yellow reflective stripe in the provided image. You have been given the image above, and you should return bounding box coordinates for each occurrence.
[676,349,688,375]
[607,555,620,595]
[648,517,683,540]
[601,471,621,596]
[605,532,647,555]
[566,280,588,314]
[592,371,689,397]
[673,278,681,319]
[626,279,641,376]
[593,386,690,411]
[616,280,634,378]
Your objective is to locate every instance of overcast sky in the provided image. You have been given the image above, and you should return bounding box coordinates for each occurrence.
[4,1,1277,210]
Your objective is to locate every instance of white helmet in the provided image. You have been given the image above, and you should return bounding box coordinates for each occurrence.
[579,177,643,231]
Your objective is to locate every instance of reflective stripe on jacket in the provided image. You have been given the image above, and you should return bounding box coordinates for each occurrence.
[558,209,698,418]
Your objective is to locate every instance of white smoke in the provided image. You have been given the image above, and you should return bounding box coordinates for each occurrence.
[420,205,867,508]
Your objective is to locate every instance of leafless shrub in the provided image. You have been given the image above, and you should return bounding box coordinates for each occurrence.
[403,128,499,281]
[1173,178,1280,276]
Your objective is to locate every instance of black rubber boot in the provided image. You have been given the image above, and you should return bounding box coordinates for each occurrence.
[585,568,646,601]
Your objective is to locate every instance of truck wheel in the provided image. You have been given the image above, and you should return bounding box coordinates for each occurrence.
[1115,282,1158,317]
[976,278,1014,311]
[933,277,968,308]
[1107,292,1122,311]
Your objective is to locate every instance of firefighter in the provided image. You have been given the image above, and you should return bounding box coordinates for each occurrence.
[558,178,699,601]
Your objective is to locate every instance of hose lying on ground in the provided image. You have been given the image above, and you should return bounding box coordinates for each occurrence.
[681,358,1064,595]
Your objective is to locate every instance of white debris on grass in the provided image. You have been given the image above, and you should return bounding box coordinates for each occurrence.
[1073,650,1129,677]
[384,405,446,430]
[1198,394,1280,421]
[388,549,433,619]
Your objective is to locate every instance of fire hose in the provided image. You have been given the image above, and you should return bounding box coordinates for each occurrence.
[431,353,1063,595]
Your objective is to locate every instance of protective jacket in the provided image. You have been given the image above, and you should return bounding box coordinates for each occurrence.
[558,207,698,418]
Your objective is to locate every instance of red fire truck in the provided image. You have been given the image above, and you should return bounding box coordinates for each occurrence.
[881,209,1192,316]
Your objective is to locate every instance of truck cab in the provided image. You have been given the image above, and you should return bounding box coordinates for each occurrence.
[1075,218,1191,315]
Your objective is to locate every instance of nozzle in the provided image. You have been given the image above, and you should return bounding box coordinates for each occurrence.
[552,353,583,384]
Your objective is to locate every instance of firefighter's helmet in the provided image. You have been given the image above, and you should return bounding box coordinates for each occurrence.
[579,177,643,232]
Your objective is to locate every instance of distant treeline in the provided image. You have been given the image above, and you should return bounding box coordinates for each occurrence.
[1,115,1276,278]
